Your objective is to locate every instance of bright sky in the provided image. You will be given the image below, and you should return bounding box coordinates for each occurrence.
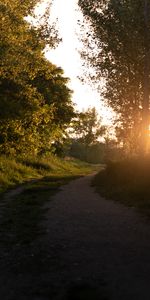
[36,0,114,125]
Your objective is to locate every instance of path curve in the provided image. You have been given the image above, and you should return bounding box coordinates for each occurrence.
[43,174,150,300]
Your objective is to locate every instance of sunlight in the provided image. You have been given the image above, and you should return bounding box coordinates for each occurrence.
[47,0,115,124]
[34,0,115,126]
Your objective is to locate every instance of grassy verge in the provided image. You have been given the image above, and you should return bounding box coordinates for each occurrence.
[0,155,99,246]
[0,154,99,193]
[93,158,150,218]
[0,157,101,299]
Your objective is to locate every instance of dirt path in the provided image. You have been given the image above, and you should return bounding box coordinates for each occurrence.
[42,174,150,300]
[0,174,150,299]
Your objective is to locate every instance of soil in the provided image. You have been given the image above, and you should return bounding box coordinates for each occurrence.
[0,174,150,300]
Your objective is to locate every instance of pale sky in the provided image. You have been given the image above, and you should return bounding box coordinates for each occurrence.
[35,0,114,125]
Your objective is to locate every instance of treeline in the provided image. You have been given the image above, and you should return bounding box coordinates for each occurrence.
[79,0,150,155]
[0,0,74,155]
[68,107,120,163]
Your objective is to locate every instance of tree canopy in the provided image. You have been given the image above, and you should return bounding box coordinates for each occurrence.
[71,107,106,146]
[69,107,106,161]
[0,0,75,155]
[78,0,150,154]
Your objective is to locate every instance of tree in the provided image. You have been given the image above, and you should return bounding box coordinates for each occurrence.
[72,107,106,146]
[70,107,106,161]
[0,0,75,155]
[69,140,106,163]
[78,0,150,154]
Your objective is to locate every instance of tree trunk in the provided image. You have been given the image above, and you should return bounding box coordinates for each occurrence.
[141,0,150,154]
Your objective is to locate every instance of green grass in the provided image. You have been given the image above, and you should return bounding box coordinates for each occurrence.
[0,154,99,247]
[93,158,150,218]
[0,154,98,193]
[0,156,101,299]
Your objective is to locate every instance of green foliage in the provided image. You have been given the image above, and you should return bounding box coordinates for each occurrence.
[71,107,106,146]
[0,154,98,193]
[78,0,150,154]
[69,140,106,163]
[69,107,106,162]
[69,137,122,163]
[0,0,74,155]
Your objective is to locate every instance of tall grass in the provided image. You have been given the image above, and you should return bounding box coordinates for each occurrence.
[0,154,99,245]
[0,154,97,193]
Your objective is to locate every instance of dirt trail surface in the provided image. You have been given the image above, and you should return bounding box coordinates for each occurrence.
[0,174,150,299]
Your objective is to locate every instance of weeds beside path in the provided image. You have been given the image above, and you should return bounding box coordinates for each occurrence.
[0,155,99,247]
[0,156,99,246]
[0,154,100,193]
